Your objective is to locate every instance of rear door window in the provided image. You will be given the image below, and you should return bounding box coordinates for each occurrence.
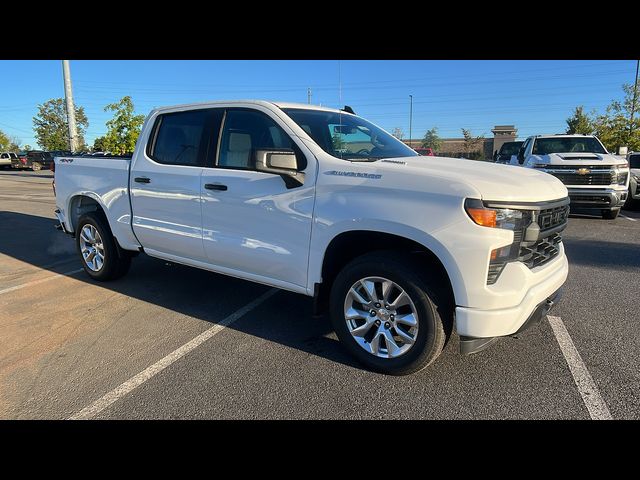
[148,109,218,167]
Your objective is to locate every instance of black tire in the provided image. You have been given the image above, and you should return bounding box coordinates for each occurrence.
[624,188,639,210]
[76,211,132,281]
[329,251,446,375]
[602,208,620,219]
[31,162,41,171]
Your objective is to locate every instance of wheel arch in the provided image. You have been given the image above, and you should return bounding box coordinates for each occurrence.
[67,193,111,236]
[314,229,461,319]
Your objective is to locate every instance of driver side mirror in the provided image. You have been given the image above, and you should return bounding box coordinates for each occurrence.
[255,149,305,188]
[517,147,525,164]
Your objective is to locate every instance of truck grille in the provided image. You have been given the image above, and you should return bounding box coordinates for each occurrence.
[543,165,615,186]
[519,233,562,269]
[537,204,569,232]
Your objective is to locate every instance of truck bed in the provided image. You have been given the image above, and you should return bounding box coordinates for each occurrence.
[54,155,138,250]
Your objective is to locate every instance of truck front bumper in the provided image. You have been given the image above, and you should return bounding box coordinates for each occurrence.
[455,251,568,353]
[568,187,627,209]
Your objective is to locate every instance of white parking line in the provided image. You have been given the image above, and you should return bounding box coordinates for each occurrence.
[0,268,84,296]
[547,315,613,420]
[620,214,637,222]
[68,288,279,420]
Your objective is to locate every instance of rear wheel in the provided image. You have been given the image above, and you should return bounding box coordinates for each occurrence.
[329,252,446,375]
[602,208,620,219]
[31,161,42,171]
[76,212,132,281]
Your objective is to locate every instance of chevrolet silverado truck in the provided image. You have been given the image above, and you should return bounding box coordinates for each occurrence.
[53,101,569,375]
[515,134,629,219]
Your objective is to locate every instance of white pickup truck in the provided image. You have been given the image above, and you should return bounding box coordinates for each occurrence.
[514,134,630,219]
[53,100,569,374]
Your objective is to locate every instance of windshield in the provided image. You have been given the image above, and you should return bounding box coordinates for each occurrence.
[629,154,640,169]
[499,142,522,155]
[282,108,418,161]
[9,153,18,158]
[532,137,607,155]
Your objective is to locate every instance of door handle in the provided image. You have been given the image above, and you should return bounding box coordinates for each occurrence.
[134,177,151,184]
[204,183,228,191]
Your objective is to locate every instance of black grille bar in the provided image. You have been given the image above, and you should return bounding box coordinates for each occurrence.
[519,233,562,269]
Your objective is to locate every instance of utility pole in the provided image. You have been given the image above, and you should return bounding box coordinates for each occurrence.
[307,87,312,104]
[62,60,78,152]
[409,95,413,148]
[629,59,639,146]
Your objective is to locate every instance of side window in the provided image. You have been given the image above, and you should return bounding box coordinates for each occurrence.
[218,109,300,170]
[0,153,8,159]
[517,139,530,164]
[148,109,210,166]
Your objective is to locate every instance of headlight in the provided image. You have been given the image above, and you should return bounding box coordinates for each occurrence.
[465,199,532,285]
[613,166,629,185]
[464,199,524,230]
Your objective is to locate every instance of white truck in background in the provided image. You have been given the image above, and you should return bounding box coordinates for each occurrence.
[514,134,630,219]
[53,100,569,375]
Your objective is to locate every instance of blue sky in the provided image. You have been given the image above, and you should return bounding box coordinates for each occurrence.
[0,60,636,148]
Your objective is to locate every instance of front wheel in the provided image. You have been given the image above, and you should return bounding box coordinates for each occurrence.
[76,212,132,281]
[602,208,620,219]
[329,252,446,375]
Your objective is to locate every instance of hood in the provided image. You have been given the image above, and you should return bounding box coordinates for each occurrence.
[527,152,627,166]
[373,156,568,203]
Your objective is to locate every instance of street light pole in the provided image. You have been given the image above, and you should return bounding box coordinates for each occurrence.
[62,60,78,152]
[409,95,413,149]
[629,59,639,146]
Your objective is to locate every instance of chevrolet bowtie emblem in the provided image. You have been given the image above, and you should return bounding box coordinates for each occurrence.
[576,168,590,175]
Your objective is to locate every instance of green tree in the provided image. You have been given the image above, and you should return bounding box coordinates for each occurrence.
[565,106,595,135]
[461,128,485,160]
[391,127,404,140]
[103,96,145,155]
[0,129,10,150]
[22,144,32,151]
[421,127,442,151]
[33,98,88,151]
[92,136,107,152]
[594,83,640,152]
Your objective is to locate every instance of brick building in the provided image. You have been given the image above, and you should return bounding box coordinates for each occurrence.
[404,125,517,160]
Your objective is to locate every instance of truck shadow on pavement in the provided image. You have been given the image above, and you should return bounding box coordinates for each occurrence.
[563,238,640,269]
[0,211,361,370]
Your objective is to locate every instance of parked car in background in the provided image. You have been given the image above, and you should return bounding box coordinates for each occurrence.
[515,134,629,219]
[493,141,523,164]
[12,152,28,169]
[624,151,640,210]
[0,152,18,169]
[414,147,435,156]
[19,150,54,171]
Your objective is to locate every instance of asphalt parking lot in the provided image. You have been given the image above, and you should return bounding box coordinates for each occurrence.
[1,169,638,420]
